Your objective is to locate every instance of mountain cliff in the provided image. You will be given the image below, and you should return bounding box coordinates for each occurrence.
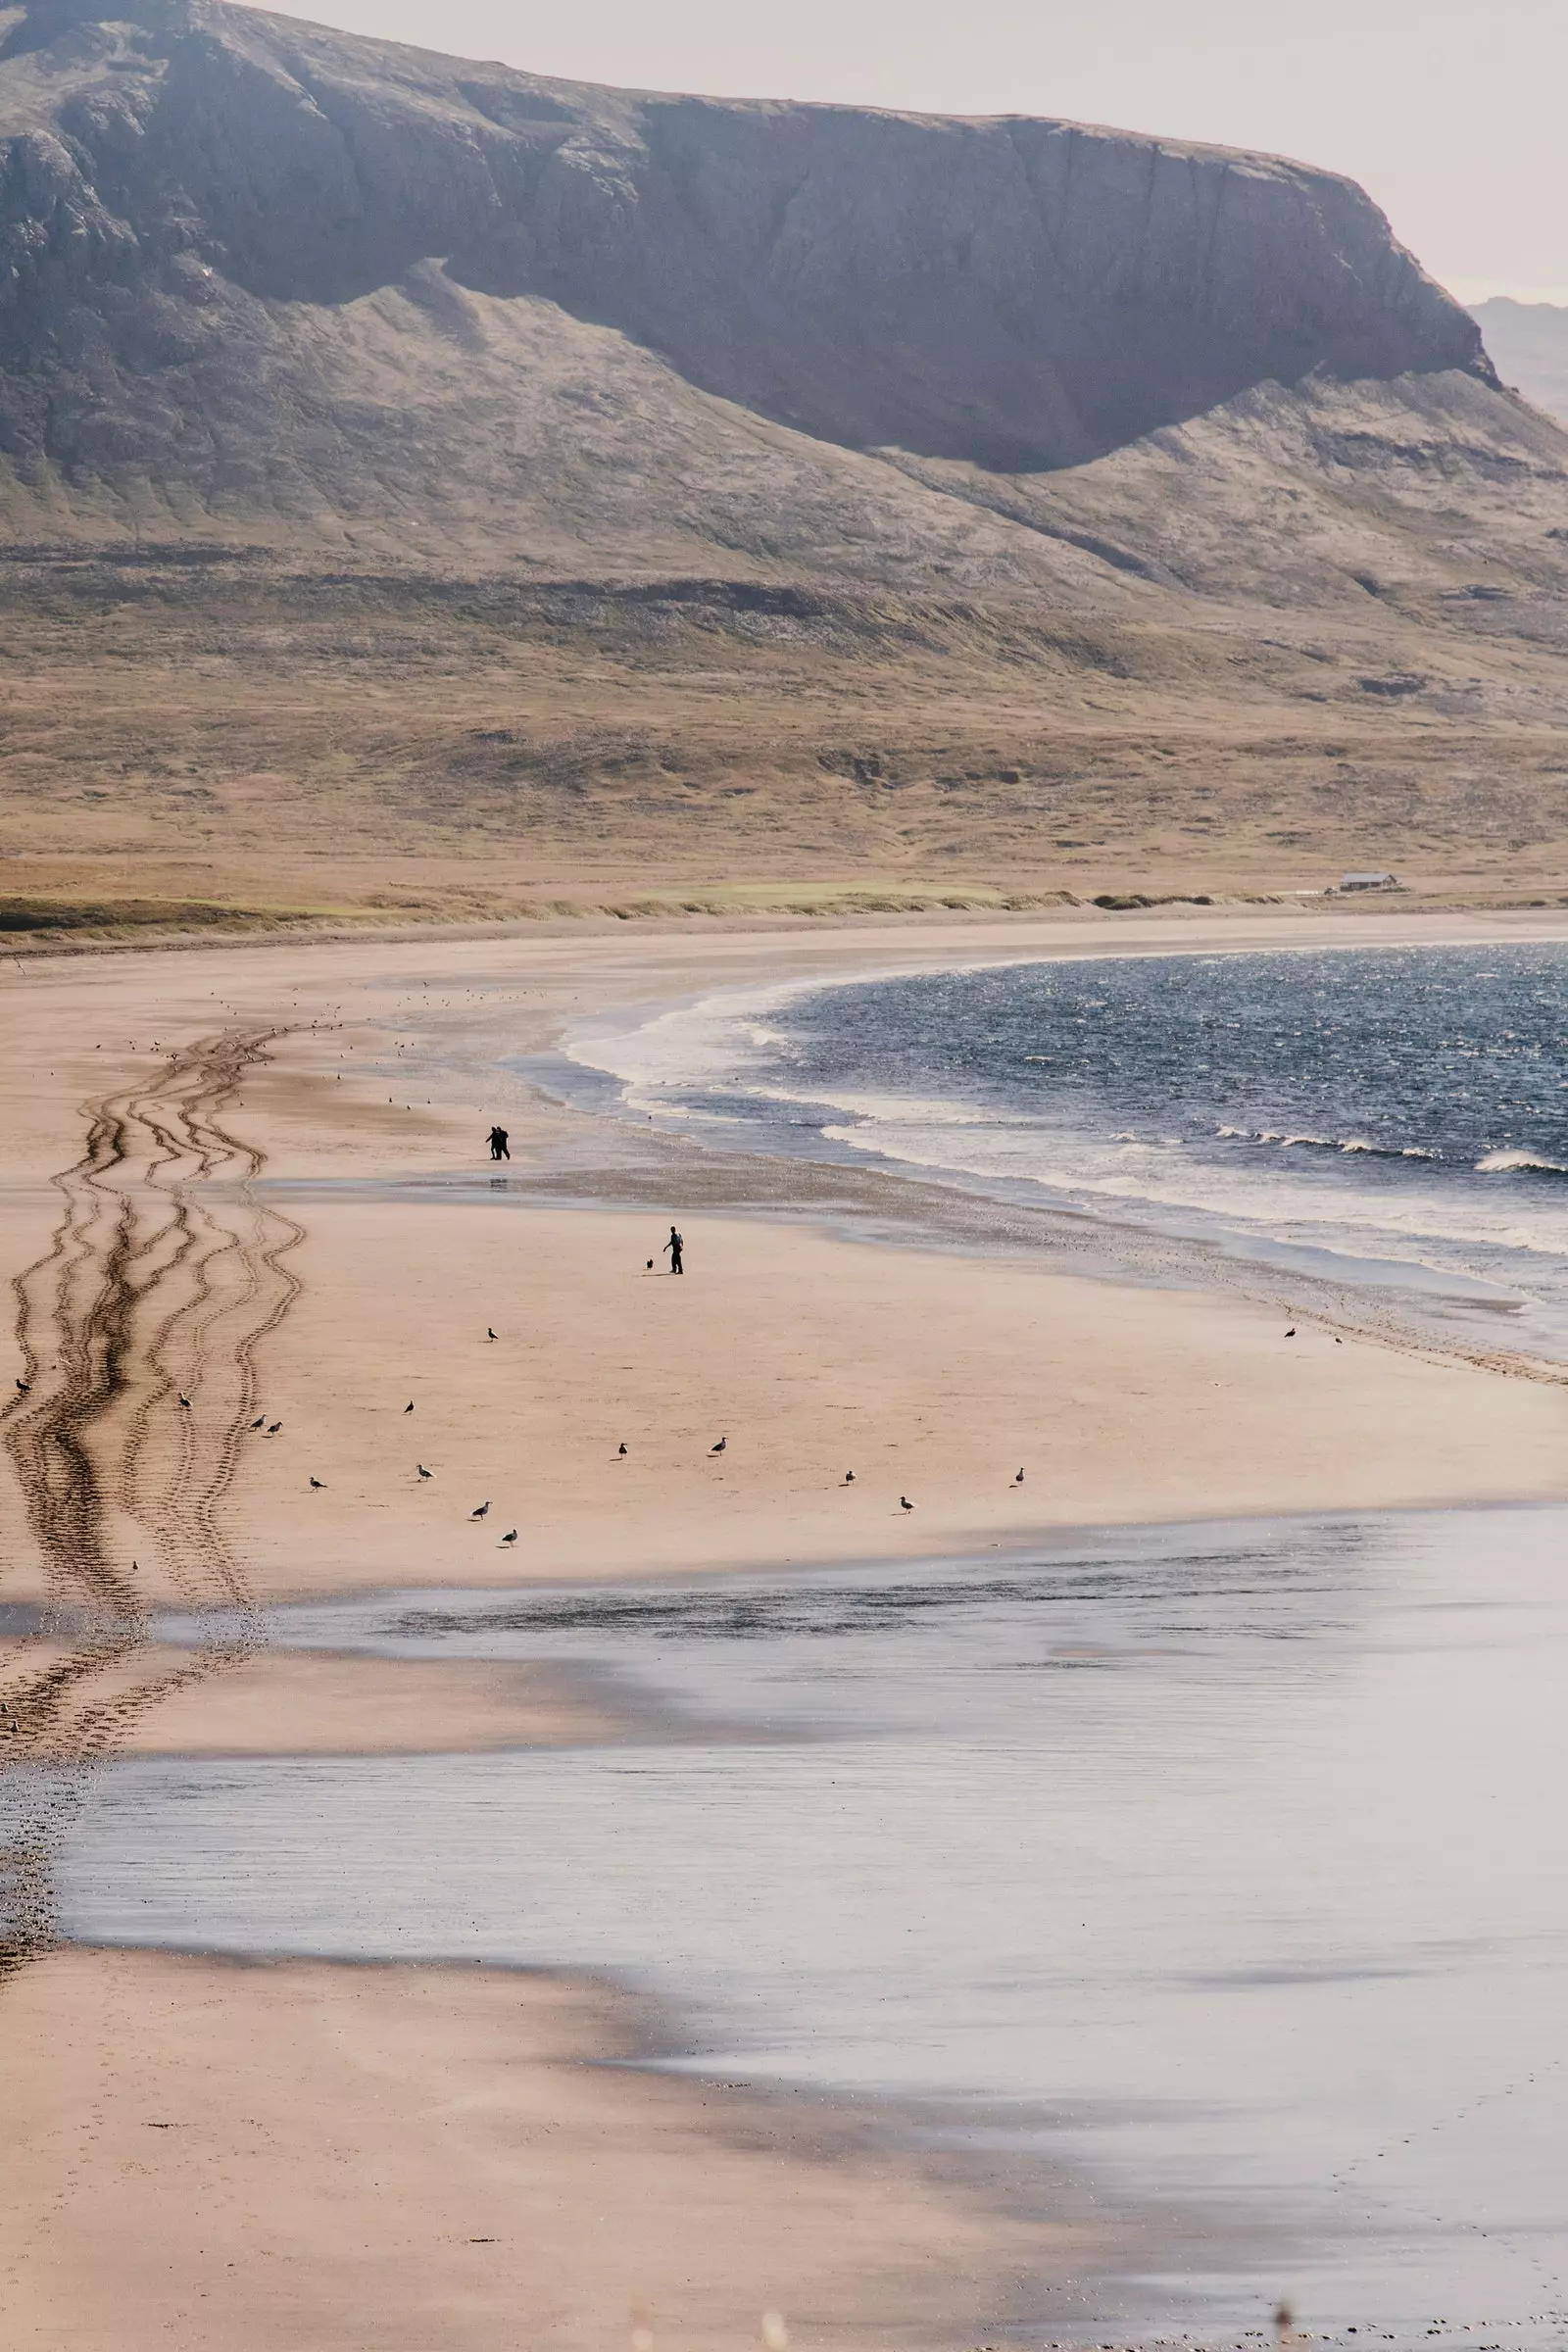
[0,0,1503,563]
[2,0,1566,927]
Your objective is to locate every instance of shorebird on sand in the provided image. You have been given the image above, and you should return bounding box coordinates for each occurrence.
[470,1500,490,1519]
[900,1495,914,1512]
[250,1415,266,1429]
[417,1464,433,1480]
[487,1327,498,1342]
[844,1471,855,1484]
[501,1529,518,1545]
[617,1443,628,1456]
[1014,1468,1025,1485]
[404,1401,415,1413]
[309,1478,325,1490]
[710,1436,727,1454]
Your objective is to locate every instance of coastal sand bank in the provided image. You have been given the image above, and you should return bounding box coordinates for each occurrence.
[3,907,1567,2345]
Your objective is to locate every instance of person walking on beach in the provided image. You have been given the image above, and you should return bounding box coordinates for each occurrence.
[663,1224,684,1275]
[488,1125,510,1161]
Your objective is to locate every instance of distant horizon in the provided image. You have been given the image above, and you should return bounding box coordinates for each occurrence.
[253,0,1566,309]
[1462,285,1568,312]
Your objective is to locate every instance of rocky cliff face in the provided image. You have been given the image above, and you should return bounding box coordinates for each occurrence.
[0,0,1494,533]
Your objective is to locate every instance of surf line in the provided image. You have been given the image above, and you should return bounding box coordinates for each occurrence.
[0,1029,303,1976]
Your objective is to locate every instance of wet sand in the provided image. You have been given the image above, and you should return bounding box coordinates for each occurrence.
[0,1639,617,1755]
[1,1948,1100,2352]
[3,906,1567,2345]
[40,1506,1568,2337]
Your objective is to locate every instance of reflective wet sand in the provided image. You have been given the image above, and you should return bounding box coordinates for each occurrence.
[22,1504,1568,2339]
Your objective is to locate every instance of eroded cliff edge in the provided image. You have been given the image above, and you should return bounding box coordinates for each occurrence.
[0,0,1492,513]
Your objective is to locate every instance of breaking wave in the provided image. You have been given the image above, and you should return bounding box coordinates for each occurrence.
[560,939,1568,1352]
[1476,1150,1568,1178]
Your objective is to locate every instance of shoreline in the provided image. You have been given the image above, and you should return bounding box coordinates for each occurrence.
[2,1945,1124,2352]
[4,908,1568,2346]
[36,1497,1568,2345]
[534,916,1568,1380]
[268,1147,1568,1400]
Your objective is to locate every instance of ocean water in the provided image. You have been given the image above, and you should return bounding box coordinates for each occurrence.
[30,1505,1568,2340]
[562,944,1568,1352]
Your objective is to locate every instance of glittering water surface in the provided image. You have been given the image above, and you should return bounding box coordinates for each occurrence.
[27,1504,1568,2339]
[563,945,1568,1350]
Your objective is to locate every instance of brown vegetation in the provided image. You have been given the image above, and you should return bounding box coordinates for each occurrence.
[0,6,1565,928]
[3,502,1567,933]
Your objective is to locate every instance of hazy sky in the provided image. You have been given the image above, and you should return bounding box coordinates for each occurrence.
[266,0,1564,305]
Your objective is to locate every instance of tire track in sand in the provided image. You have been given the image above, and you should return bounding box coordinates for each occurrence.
[0,1031,303,1973]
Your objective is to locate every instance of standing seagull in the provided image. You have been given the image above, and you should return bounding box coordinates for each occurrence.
[617,1443,628,1457]
[1014,1468,1025,1485]
[267,1421,282,1436]
[404,1401,415,1414]
[501,1529,518,1545]
[310,1478,325,1491]
[900,1495,914,1512]
[843,1471,855,1485]
[487,1328,499,1342]
[417,1464,433,1480]
[710,1436,727,1455]
[177,1394,192,1409]
[470,1500,490,1519]
[250,1415,266,1430]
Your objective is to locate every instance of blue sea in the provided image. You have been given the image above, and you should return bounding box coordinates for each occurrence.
[563,943,1568,1355]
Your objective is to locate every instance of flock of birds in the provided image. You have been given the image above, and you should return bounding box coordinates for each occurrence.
[12,1280,1307,1549]
[22,1297,1315,1551]
[252,1319,1054,1542]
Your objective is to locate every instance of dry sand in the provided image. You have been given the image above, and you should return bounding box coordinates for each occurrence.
[111,1197,1568,1604]
[0,1948,1099,2352]
[3,906,1567,2347]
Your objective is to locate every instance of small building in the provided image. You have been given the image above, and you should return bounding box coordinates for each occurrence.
[1331,871,1401,893]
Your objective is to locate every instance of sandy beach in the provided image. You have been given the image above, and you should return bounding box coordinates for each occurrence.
[4,906,1568,2346]
[4,1948,1100,2352]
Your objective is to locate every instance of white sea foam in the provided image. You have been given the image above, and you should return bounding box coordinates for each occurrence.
[561,975,828,1114]
[561,960,1568,1287]
[1221,1126,1440,1162]
[810,1109,1568,1263]
[1477,1150,1568,1177]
